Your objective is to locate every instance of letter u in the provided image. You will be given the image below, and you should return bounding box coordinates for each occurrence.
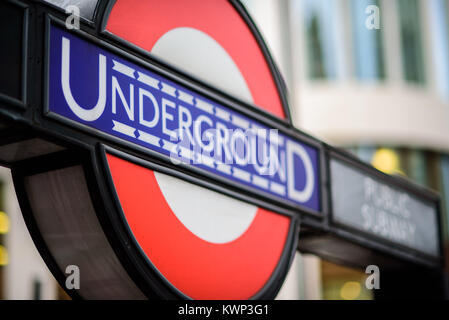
[61,37,106,121]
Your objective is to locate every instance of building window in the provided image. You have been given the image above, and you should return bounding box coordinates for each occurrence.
[303,0,337,79]
[429,0,449,99]
[0,182,6,300]
[397,0,425,84]
[407,150,427,186]
[357,147,434,187]
[351,0,385,81]
[441,156,449,240]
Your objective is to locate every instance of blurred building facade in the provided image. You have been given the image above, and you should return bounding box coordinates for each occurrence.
[1,0,449,299]
[0,167,59,299]
[243,0,449,299]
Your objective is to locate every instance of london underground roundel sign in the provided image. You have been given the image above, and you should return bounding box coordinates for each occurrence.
[102,0,297,300]
[1,0,444,302]
[5,0,322,300]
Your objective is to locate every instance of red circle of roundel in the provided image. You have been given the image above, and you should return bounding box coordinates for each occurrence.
[105,0,293,299]
[107,154,290,299]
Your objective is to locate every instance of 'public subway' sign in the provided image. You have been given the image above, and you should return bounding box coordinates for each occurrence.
[47,26,321,212]
[330,158,440,257]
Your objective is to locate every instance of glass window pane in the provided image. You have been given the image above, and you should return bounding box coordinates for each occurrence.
[43,0,99,21]
[397,0,425,83]
[355,145,376,164]
[302,0,337,79]
[351,0,385,80]
[0,1,25,102]
[429,0,449,98]
[441,155,449,240]
[408,150,427,186]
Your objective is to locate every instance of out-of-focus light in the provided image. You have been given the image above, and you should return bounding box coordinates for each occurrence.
[0,211,10,234]
[340,281,361,300]
[371,148,404,175]
[0,245,8,266]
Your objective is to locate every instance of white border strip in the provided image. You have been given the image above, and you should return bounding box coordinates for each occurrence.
[215,108,231,121]
[178,90,194,105]
[252,175,269,189]
[195,98,214,114]
[232,115,250,129]
[161,139,178,153]
[137,71,160,89]
[112,120,136,137]
[233,167,251,182]
[270,182,286,196]
[197,154,215,168]
[216,162,232,175]
[112,60,135,78]
[161,82,177,97]
[137,130,160,147]
[179,146,195,161]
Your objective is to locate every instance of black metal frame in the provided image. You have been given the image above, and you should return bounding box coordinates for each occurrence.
[11,148,89,301]
[0,0,29,109]
[10,139,176,299]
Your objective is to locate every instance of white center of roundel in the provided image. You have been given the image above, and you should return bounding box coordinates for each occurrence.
[152,27,253,104]
[152,27,257,244]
